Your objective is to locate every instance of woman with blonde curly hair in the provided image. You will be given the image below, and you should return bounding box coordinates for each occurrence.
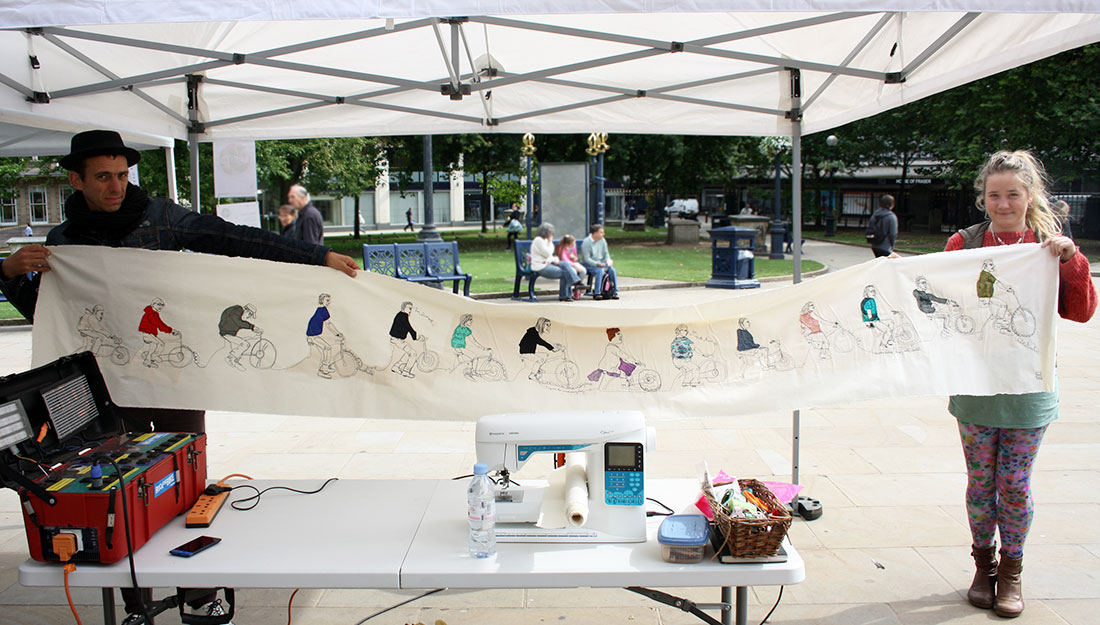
[946,150,1096,618]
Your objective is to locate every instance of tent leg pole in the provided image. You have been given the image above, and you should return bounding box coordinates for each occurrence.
[788,69,821,521]
[188,133,199,212]
[187,74,201,212]
[165,144,178,203]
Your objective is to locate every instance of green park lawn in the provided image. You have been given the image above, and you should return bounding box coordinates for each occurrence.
[0,301,20,319]
[455,245,822,294]
[328,227,822,295]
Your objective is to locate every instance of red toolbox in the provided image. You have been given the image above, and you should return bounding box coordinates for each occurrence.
[0,352,207,564]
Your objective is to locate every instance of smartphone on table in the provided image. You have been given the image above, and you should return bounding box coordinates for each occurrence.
[170,535,221,558]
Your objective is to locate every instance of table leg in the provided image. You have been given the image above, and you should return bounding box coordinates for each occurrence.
[736,587,747,625]
[721,586,748,625]
[102,587,115,625]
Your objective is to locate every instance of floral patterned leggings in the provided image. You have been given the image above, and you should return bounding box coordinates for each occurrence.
[958,421,1047,559]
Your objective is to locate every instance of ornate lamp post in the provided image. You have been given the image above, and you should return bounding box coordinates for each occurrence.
[824,134,839,237]
[521,133,536,239]
[759,136,791,259]
[586,132,609,225]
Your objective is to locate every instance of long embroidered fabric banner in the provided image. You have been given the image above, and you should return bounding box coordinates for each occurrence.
[31,245,1058,420]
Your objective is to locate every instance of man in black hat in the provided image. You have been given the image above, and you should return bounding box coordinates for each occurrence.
[0,129,359,431]
[1,131,361,622]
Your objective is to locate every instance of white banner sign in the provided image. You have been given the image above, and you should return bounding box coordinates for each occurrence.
[212,139,257,198]
[32,245,1058,420]
[215,201,262,228]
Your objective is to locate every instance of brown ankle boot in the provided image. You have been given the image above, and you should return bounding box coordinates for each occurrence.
[966,545,998,609]
[993,554,1024,618]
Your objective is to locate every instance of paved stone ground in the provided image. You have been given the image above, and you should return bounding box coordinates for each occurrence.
[1,239,1097,625]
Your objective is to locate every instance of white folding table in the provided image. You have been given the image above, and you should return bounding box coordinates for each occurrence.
[19,478,804,625]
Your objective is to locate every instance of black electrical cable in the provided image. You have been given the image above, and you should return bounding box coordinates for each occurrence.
[758,585,783,625]
[228,477,338,511]
[102,456,151,625]
[351,587,444,625]
[645,496,674,517]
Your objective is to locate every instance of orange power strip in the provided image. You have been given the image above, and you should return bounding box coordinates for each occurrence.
[185,474,251,528]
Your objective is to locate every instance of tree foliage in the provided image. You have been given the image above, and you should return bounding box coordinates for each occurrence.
[0,157,33,201]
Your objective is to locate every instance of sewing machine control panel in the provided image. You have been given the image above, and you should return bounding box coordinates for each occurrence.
[604,442,644,506]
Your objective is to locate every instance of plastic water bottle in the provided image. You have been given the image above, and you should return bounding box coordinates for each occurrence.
[467,462,496,558]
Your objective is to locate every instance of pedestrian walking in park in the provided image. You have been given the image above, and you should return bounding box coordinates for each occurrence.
[866,194,898,258]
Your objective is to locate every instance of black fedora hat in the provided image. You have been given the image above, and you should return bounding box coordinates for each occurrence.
[59,130,141,171]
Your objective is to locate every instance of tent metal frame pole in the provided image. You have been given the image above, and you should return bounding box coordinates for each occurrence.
[201,98,484,130]
[201,77,486,122]
[246,57,434,91]
[0,129,48,150]
[187,132,199,212]
[468,49,662,92]
[42,32,190,124]
[255,18,433,59]
[203,102,332,129]
[202,77,341,102]
[475,14,886,81]
[455,21,494,121]
[50,60,226,99]
[788,66,805,493]
[685,45,888,81]
[36,26,239,61]
[0,70,35,98]
[429,19,461,94]
[39,24,440,100]
[522,66,780,97]
[343,99,483,123]
[646,67,781,95]
[802,12,895,113]
[899,13,980,79]
[496,95,633,124]
[165,144,178,202]
[649,94,785,117]
[692,12,870,46]
[475,12,867,51]
[187,75,200,213]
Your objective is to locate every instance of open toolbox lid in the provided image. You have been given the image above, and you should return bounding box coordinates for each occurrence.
[0,351,121,501]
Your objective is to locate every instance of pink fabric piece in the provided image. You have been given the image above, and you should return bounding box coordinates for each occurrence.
[712,470,735,485]
[694,494,715,519]
[761,480,803,505]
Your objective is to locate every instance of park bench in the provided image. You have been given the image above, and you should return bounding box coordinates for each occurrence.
[362,241,472,296]
[512,240,539,301]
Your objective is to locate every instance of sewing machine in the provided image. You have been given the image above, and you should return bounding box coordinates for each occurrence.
[475,411,651,543]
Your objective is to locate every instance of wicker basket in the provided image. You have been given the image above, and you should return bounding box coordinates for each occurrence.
[707,478,791,558]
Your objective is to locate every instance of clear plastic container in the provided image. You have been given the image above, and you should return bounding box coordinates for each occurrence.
[657,514,710,563]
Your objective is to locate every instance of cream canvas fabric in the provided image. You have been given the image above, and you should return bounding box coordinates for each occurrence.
[32,244,1056,420]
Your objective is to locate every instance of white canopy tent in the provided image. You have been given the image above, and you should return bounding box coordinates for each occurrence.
[2,0,1098,490]
[3,3,1099,142]
[2,2,1097,231]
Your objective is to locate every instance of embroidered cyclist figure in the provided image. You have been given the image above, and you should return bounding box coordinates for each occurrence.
[139,298,177,368]
[306,293,340,378]
[977,258,1014,333]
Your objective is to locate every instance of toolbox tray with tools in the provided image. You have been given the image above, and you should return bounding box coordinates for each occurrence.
[0,351,207,564]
